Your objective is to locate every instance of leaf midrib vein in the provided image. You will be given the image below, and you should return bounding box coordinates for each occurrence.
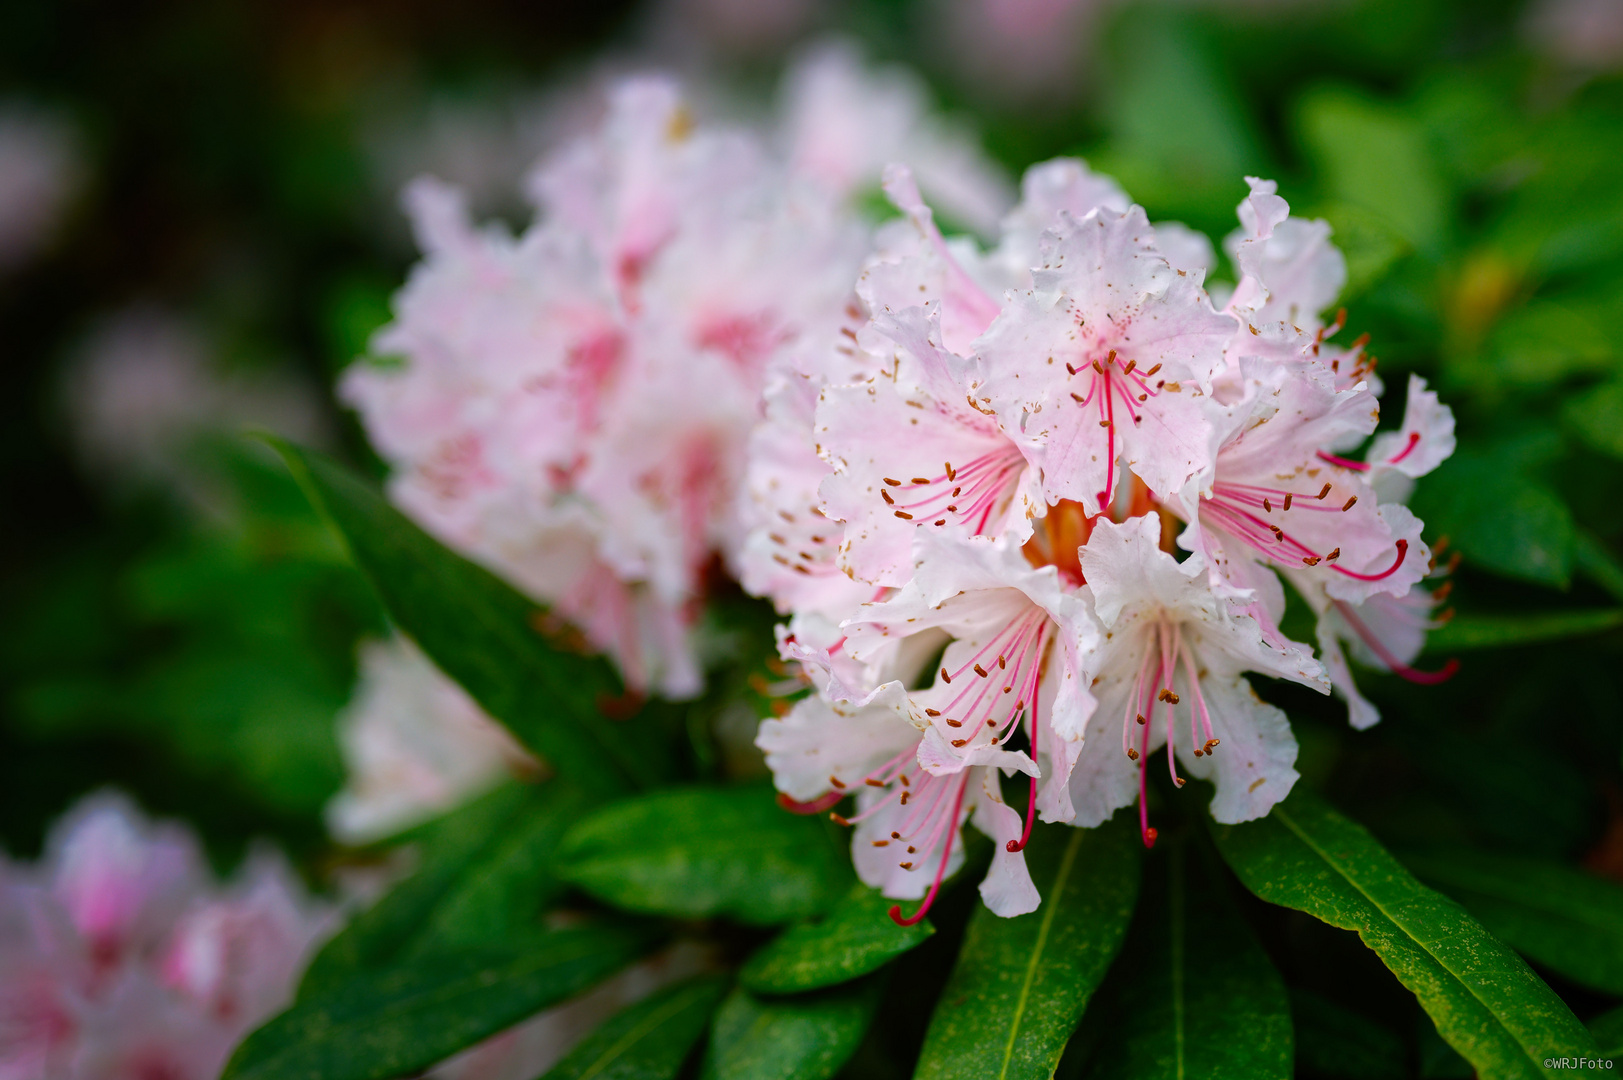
[997,830,1083,1080]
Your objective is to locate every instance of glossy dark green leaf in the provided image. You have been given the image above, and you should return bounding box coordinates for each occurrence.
[1577,530,1623,604]
[226,925,654,1080]
[1211,790,1595,1080]
[555,785,849,926]
[912,817,1140,1080]
[269,439,662,792]
[1426,609,1623,651]
[701,980,880,1080]
[1290,989,1406,1080]
[541,975,730,1080]
[1402,848,1623,995]
[299,782,536,998]
[740,882,933,995]
[1409,436,1575,589]
[1087,840,1292,1080]
[1564,377,1623,460]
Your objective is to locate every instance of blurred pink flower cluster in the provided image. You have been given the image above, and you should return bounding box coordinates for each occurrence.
[345,50,1009,699]
[0,793,334,1080]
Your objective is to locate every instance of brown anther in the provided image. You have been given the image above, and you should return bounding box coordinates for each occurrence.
[951,486,961,496]
[1136,713,1148,726]
[934,519,946,526]
[1316,483,1331,500]
[883,477,901,486]
[941,667,951,684]
[1283,493,1293,511]
[945,462,957,481]
[1003,686,1012,694]
[1127,749,1140,760]
[899,774,910,787]
[900,792,910,805]
[1263,497,1273,513]
[1194,749,1203,757]
[829,775,847,789]
[1159,688,1180,704]
[946,505,958,512]
[894,510,913,520]
[1065,362,1077,375]
[1269,526,1285,541]
[1099,420,1112,428]
[830,813,850,825]
[1122,359,1137,375]
[891,831,902,839]
[1341,496,1358,511]
[1071,392,1085,403]
[1174,777,1186,788]
[946,718,962,727]
[925,708,941,717]
[1325,547,1341,561]
[998,655,1007,669]
[865,778,885,787]
[1107,350,1117,363]
[1137,393,1148,402]
[951,739,967,747]
[974,664,989,678]
[899,862,913,870]
[1302,555,1321,566]
[907,845,916,854]
[872,840,889,847]
[912,477,930,485]
[1204,739,1219,753]
[880,489,895,504]
[1144,363,1162,376]
[1092,360,1106,374]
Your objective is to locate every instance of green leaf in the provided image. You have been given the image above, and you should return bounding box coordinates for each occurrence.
[555,785,850,926]
[1317,200,1410,299]
[1086,840,1292,1080]
[1565,378,1623,460]
[1591,1004,1623,1059]
[1210,790,1595,1080]
[268,439,660,792]
[299,782,537,997]
[1426,609,1623,651]
[226,925,654,1080]
[912,817,1140,1080]
[1290,989,1407,1080]
[1409,437,1576,589]
[739,881,933,995]
[702,980,880,1080]
[541,975,730,1080]
[1401,848,1623,995]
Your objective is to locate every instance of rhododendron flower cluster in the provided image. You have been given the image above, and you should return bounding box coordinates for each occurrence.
[0,793,334,1079]
[748,162,1456,923]
[346,58,1007,700]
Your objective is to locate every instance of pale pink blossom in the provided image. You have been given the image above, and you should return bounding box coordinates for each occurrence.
[348,75,866,698]
[973,204,1237,516]
[1526,0,1623,70]
[1066,516,1327,842]
[327,637,539,845]
[758,603,1045,922]
[779,41,1014,236]
[0,794,334,1080]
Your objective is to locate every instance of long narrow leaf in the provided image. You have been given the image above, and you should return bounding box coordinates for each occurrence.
[1087,840,1292,1079]
[270,439,661,792]
[226,925,655,1080]
[541,975,730,1080]
[1402,847,1623,995]
[912,817,1140,1080]
[1210,790,1595,1080]
[702,980,881,1080]
[740,882,933,995]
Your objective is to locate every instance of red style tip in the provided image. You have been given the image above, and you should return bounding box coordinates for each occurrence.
[1142,826,1159,849]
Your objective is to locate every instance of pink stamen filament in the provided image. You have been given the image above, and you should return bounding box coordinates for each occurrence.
[890,773,970,926]
[1316,450,1371,472]
[1202,494,1410,583]
[1006,624,1045,853]
[1332,600,1460,685]
[892,445,1026,535]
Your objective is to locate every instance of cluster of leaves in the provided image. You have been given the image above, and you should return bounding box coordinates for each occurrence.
[216,443,1622,1080]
